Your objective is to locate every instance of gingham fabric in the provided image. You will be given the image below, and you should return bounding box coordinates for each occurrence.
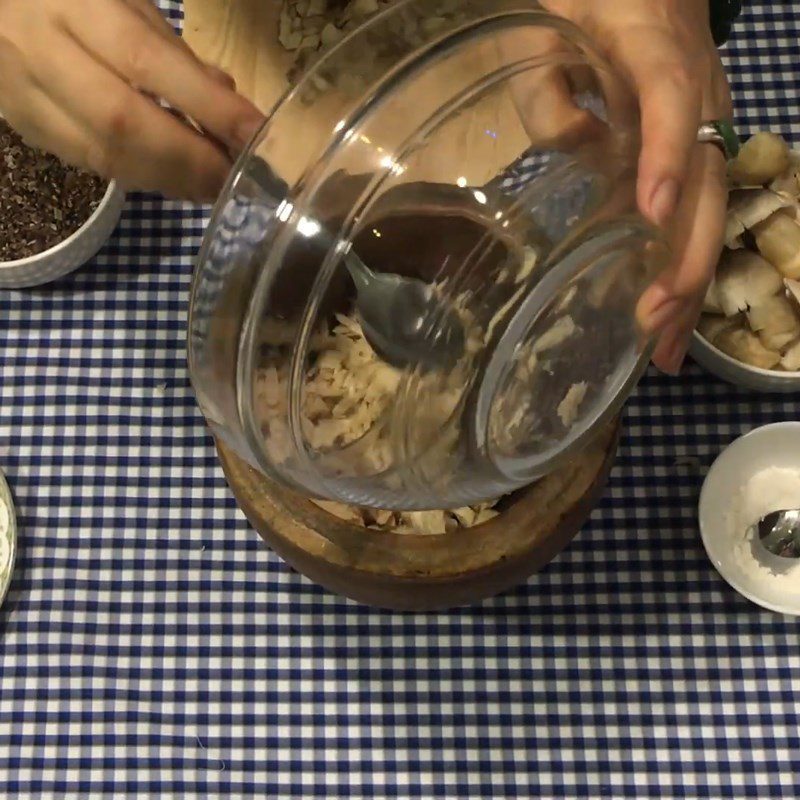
[1,3,799,798]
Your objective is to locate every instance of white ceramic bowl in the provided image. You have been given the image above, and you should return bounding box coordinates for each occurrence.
[0,469,16,611]
[0,180,125,289]
[690,330,800,393]
[699,422,800,616]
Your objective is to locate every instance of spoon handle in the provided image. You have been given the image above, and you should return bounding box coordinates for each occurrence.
[343,250,375,297]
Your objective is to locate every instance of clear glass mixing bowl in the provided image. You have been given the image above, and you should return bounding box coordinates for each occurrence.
[189,0,667,510]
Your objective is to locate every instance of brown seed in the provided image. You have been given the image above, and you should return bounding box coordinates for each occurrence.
[0,120,107,262]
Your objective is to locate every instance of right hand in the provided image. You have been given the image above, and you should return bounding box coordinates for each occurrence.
[0,0,264,201]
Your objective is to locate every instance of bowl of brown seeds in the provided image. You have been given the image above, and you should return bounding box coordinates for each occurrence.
[0,119,125,289]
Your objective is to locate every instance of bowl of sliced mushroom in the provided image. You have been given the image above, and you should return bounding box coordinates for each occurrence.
[691,132,800,392]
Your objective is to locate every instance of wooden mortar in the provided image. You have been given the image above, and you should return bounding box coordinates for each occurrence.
[216,419,620,611]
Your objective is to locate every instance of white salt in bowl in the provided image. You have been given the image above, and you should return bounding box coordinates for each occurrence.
[699,422,800,615]
[0,180,125,289]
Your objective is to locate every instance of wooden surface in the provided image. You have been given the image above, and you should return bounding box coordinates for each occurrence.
[182,0,531,185]
[183,0,291,113]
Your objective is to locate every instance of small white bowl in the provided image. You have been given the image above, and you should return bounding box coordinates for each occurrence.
[0,469,16,611]
[690,330,800,393]
[0,180,125,289]
[699,422,800,616]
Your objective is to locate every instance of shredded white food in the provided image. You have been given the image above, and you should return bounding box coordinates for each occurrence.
[557,382,588,427]
[254,311,502,533]
[254,314,403,472]
[534,315,577,354]
[310,497,500,535]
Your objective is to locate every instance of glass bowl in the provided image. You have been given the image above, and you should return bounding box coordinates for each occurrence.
[189,0,666,510]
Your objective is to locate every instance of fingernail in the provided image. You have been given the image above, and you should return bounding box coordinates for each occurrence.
[642,297,682,335]
[662,335,690,376]
[649,178,680,227]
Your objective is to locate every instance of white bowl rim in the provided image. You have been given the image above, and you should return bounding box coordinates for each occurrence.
[692,328,800,381]
[0,469,16,610]
[699,421,800,616]
[0,179,121,270]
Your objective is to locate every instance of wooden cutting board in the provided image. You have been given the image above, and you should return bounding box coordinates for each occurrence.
[182,0,530,185]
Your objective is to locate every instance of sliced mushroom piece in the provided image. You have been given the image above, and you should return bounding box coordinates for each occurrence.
[714,327,781,370]
[557,381,588,428]
[533,315,577,354]
[724,189,794,249]
[702,277,724,314]
[715,250,783,317]
[697,313,741,346]
[312,498,364,523]
[730,131,791,186]
[474,507,500,525]
[402,510,448,535]
[753,211,800,280]
[785,278,800,310]
[451,506,477,527]
[781,339,800,372]
[770,150,800,198]
[746,294,800,351]
[320,22,345,46]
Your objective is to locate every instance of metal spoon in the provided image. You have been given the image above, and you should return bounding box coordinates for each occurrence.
[342,246,465,371]
[751,508,800,559]
[239,155,466,371]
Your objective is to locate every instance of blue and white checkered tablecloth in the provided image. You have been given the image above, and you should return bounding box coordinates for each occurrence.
[1,3,799,798]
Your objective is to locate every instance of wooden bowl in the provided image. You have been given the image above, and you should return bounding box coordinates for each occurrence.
[216,419,620,611]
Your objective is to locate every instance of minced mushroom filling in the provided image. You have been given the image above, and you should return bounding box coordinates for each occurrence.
[254,311,501,534]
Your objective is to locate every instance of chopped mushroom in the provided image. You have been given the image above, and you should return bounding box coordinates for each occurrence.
[533,315,577,354]
[780,339,800,372]
[714,327,781,370]
[697,313,741,346]
[715,250,783,317]
[730,131,791,186]
[753,211,800,279]
[557,382,588,427]
[724,189,794,249]
[770,150,800,197]
[785,278,800,309]
[702,277,724,314]
[258,311,504,534]
[696,133,800,374]
[746,294,800,351]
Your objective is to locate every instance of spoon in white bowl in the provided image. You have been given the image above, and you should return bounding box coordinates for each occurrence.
[749,508,800,568]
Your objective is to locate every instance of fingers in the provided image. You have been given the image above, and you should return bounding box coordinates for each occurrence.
[607,30,703,226]
[0,79,92,163]
[64,0,262,153]
[122,0,237,90]
[651,298,703,375]
[37,31,232,200]
[639,142,728,373]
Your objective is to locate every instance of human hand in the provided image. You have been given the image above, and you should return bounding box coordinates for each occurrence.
[0,0,264,202]
[544,0,732,374]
